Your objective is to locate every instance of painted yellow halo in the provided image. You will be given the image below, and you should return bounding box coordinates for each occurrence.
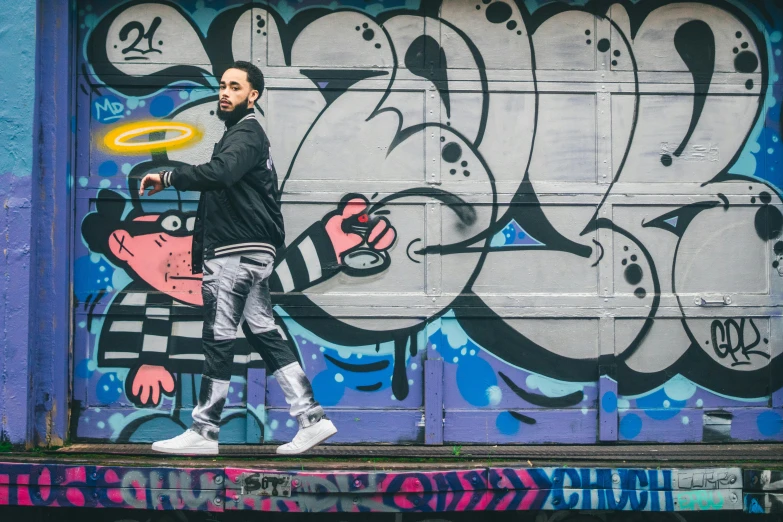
[102,120,201,154]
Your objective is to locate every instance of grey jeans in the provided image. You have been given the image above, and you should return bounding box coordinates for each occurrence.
[200,252,297,379]
[192,252,318,441]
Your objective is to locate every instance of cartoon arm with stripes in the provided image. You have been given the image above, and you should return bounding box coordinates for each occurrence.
[270,194,397,293]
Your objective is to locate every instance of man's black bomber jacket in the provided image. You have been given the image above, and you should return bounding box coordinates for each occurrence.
[162,112,285,274]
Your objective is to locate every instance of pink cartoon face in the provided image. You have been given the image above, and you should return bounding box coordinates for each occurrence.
[108,211,203,306]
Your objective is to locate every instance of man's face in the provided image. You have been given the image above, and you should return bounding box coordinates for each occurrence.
[217,68,257,120]
[108,211,203,306]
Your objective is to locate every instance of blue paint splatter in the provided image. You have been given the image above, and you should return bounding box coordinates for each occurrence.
[98,160,118,177]
[456,355,496,406]
[601,391,617,413]
[636,388,685,420]
[150,96,175,117]
[496,411,520,435]
[96,372,123,404]
[757,410,782,436]
[74,359,94,379]
[620,413,642,439]
[74,255,116,303]
[311,370,345,406]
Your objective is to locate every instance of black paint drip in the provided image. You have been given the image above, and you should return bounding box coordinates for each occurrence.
[405,35,450,118]
[391,332,417,400]
[667,21,715,166]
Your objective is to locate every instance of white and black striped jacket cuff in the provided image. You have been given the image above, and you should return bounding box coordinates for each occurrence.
[161,170,174,188]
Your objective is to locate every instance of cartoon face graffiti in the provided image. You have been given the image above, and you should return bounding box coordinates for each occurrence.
[106,209,202,306]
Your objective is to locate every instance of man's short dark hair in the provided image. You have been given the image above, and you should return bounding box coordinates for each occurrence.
[231,61,264,96]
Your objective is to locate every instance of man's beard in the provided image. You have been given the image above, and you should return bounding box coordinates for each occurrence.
[216,96,253,126]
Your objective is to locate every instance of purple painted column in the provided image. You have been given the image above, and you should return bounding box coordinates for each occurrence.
[246,368,267,443]
[425,359,444,445]
[28,0,73,446]
[0,2,36,445]
[599,365,618,442]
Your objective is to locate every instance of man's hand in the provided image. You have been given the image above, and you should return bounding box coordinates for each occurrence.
[128,364,176,406]
[324,195,396,263]
[139,172,165,196]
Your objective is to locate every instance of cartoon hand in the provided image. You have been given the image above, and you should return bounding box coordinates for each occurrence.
[128,364,176,407]
[324,194,396,263]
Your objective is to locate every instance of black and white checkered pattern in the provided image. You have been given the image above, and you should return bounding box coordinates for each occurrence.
[97,282,265,374]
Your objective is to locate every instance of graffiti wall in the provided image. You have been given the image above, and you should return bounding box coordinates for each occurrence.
[2,507,780,520]
[0,461,769,514]
[72,0,783,445]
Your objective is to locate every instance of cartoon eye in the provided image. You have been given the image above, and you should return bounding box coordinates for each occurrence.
[161,215,182,232]
[186,217,196,232]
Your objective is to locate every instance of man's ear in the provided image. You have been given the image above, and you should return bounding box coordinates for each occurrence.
[108,229,135,262]
[248,89,259,107]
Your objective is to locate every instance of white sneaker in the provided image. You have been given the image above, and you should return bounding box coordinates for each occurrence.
[276,419,337,455]
[151,429,218,456]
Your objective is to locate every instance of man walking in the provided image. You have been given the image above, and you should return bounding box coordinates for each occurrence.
[139,61,337,455]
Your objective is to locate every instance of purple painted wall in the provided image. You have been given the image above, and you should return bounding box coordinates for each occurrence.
[0,1,36,445]
[0,0,72,447]
[28,0,73,447]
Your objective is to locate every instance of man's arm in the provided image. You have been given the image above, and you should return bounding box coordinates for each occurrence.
[161,126,265,192]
